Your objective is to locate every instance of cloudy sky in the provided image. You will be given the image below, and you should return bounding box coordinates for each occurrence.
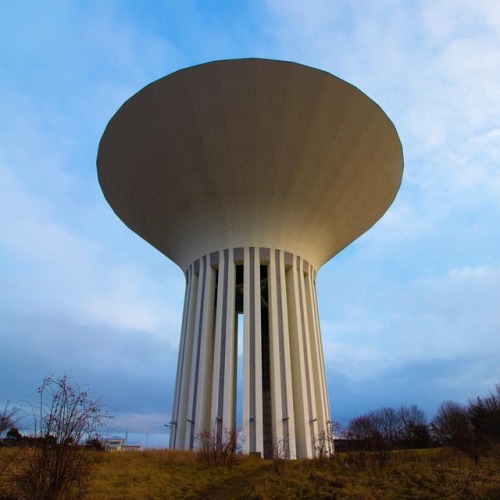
[1,0,499,447]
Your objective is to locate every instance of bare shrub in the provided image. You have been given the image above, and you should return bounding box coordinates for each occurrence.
[2,375,112,500]
[469,384,500,444]
[335,416,391,469]
[431,400,489,465]
[272,434,291,475]
[313,430,334,465]
[196,426,242,467]
[0,404,21,440]
[357,405,429,449]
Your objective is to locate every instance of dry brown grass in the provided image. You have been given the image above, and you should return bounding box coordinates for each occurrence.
[87,449,266,499]
[2,447,499,499]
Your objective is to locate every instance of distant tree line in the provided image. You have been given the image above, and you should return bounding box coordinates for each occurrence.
[334,383,500,464]
[0,429,105,451]
[335,404,429,451]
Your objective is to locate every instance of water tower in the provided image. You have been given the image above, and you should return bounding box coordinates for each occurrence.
[97,58,403,458]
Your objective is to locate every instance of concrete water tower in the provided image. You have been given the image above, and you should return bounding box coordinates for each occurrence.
[97,58,403,459]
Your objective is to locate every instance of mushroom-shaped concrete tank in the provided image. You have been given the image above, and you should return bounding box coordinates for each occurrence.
[97,58,403,459]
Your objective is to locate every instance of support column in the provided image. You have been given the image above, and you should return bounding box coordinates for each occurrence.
[211,249,237,442]
[268,249,296,459]
[242,247,264,454]
[185,256,209,449]
[310,269,333,452]
[169,266,190,449]
[193,263,216,437]
[171,263,198,450]
[297,258,319,452]
[285,255,315,458]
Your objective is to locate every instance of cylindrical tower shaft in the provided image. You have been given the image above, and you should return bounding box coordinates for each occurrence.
[169,247,331,459]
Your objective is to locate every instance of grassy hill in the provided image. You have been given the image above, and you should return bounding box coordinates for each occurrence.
[87,447,498,499]
[1,446,499,498]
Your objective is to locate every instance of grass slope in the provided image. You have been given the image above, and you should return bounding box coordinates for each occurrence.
[86,448,500,499]
[1,447,499,498]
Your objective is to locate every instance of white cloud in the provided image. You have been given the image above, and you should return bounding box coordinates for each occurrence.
[112,412,170,434]
[0,164,182,335]
[420,0,500,44]
[0,2,190,339]
[322,264,500,386]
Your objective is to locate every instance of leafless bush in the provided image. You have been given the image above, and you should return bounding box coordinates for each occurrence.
[336,404,430,461]
[431,400,488,465]
[0,404,21,440]
[1,375,112,500]
[313,430,334,465]
[272,434,291,475]
[357,405,429,449]
[335,417,390,469]
[469,384,500,444]
[196,426,242,467]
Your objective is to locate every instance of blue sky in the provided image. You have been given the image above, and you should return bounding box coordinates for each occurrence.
[1,0,499,447]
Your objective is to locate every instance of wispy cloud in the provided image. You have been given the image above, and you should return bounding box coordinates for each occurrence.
[321,264,500,395]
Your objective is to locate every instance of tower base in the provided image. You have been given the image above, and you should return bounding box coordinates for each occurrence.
[169,247,332,459]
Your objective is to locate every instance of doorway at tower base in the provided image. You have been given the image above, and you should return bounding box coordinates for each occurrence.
[169,247,332,459]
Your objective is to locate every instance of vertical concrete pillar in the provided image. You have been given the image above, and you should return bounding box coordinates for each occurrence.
[309,269,333,453]
[285,255,314,458]
[296,258,319,452]
[193,263,216,437]
[242,247,264,454]
[170,263,199,450]
[169,266,190,449]
[268,249,296,459]
[184,256,209,449]
[211,249,237,442]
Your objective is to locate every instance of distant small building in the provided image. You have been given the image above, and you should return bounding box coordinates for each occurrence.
[104,436,141,452]
[122,442,141,451]
[104,436,125,451]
